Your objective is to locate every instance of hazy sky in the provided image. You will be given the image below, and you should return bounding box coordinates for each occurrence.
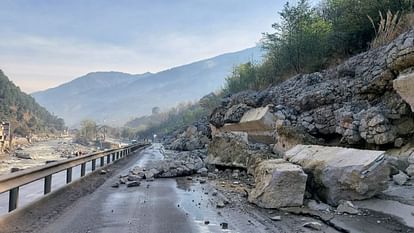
[0,0,289,93]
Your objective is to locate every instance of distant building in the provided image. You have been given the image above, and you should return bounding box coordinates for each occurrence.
[0,122,10,152]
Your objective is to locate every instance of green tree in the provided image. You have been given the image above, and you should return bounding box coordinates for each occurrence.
[264,0,332,74]
[321,0,413,55]
[79,120,97,141]
[224,62,258,93]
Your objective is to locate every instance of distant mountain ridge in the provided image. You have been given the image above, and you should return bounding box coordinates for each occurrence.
[32,46,264,127]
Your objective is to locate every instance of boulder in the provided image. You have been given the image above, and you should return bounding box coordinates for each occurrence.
[220,106,276,144]
[406,164,414,177]
[248,159,307,208]
[223,104,252,123]
[206,132,272,171]
[15,152,32,159]
[285,145,389,205]
[393,73,414,112]
[336,200,360,215]
[207,132,249,168]
[392,171,408,185]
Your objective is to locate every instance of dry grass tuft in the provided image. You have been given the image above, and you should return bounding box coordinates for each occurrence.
[368,11,405,49]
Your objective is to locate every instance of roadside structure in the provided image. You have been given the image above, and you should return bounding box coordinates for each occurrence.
[0,122,11,153]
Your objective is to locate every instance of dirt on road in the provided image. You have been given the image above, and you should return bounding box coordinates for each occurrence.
[0,138,93,175]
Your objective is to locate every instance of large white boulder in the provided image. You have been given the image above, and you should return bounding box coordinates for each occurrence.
[220,106,276,144]
[248,159,307,208]
[206,132,272,172]
[393,73,414,112]
[285,145,389,205]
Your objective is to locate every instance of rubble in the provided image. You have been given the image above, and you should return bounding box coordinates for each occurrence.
[393,171,409,185]
[216,201,225,208]
[166,118,211,151]
[406,164,414,177]
[209,29,414,148]
[336,201,360,215]
[15,152,32,159]
[270,216,281,221]
[302,222,322,231]
[393,73,414,112]
[248,159,307,208]
[306,200,333,212]
[206,132,273,173]
[285,145,389,205]
[126,181,141,187]
[197,167,208,177]
[220,222,228,229]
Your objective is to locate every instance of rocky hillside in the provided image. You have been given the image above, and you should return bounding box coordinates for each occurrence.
[158,29,414,219]
[32,47,263,126]
[209,29,414,151]
[0,70,65,136]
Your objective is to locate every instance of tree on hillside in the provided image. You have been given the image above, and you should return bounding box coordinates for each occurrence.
[79,120,97,142]
[264,0,332,74]
[222,0,414,95]
[224,62,258,93]
[321,0,414,55]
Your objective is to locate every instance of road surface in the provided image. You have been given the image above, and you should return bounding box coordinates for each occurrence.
[1,144,412,233]
[34,144,331,233]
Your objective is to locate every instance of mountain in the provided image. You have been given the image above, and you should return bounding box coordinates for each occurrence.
[32,46,264,126]
[0,70,65,136]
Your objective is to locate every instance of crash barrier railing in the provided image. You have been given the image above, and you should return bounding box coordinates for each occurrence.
[0,143,149,212]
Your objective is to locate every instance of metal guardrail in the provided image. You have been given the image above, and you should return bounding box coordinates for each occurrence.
[0,143,148,212]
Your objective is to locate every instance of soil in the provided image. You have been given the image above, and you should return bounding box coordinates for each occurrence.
[0,137,93,175]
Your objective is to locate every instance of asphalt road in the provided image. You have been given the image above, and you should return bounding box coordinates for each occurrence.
[36,144,320,233]
[36,144,228,233]
[2,144,412,233]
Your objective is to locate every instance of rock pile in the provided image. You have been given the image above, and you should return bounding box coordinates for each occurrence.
[206,132,277,174]
[120,150,207,185]
[166,118,211,151]
[209,29,414,150]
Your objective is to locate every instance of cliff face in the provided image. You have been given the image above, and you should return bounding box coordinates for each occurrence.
[210,29,414,150]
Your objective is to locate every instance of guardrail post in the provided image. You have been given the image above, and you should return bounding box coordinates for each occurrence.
[9,187,19,212]
[44,175,52,194]
[81,163,86,177]
[92,159,96,171]
[107,154,110,164]
[100,157,104,167]
[66,168,72,183]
